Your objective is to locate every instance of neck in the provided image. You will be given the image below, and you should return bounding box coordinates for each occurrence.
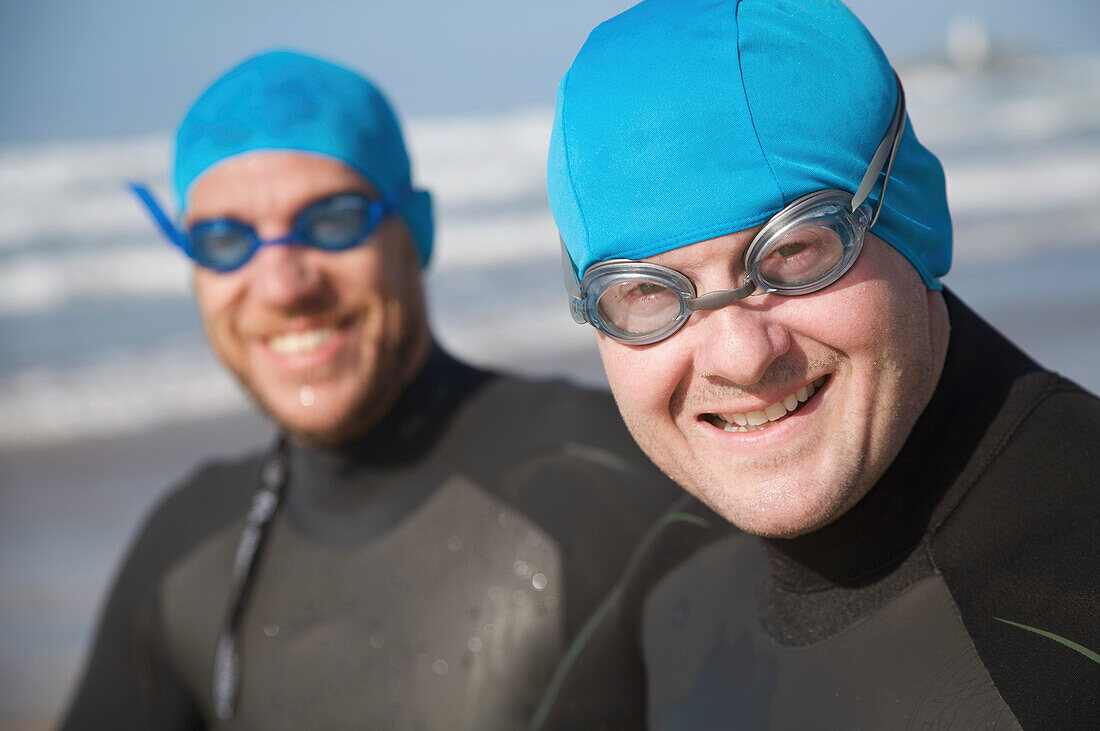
[280,345,492,546]
[288,344,490,470]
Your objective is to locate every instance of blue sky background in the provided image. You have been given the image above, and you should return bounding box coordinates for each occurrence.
[2,0,1098,145]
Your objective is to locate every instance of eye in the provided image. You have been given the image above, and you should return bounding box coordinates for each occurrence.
[299,195,372,248]
[757,228,844,287]
[596,278,682,336]
[190,221,255,270]
[611,280,673,307]
[634,282,667,297]
[774,241,808,258]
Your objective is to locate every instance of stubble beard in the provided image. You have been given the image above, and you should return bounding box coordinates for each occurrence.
[616,351,878,538]
[233,312,430,449]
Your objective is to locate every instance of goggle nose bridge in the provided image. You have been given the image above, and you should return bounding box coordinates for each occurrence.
[684,279,759,311]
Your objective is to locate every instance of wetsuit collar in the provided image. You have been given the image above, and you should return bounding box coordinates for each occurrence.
[282,345,491,545]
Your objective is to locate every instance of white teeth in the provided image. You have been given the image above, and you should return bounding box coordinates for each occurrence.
[710,377,828,432]
[764,402,787,421]
[719,412,749,426]
[268,328,336,355]
[746,410,768,426]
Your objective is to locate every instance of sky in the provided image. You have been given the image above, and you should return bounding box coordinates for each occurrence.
[2,0,1099,145]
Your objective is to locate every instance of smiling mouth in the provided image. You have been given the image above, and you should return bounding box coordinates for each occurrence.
[267,327,338,355]
[703,376,828,432]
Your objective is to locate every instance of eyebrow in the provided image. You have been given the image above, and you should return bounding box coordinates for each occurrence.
[650,244,748,285]
[186,186,376,227]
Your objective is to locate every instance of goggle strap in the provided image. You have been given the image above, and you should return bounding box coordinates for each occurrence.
[560,237,583,299]
[380,184,415,215]
[872,81,907,228]
[127,182,188,251]
[560,238,588,323]
[850,72,907,227]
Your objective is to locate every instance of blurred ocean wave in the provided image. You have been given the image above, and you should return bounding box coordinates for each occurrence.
[2,52,1098,448]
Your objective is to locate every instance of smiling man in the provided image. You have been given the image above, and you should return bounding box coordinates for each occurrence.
[60,51,678,730]
[535,0,1099,728]
[185,151,430,447]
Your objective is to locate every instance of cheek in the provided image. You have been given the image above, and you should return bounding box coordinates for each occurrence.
[794,250,925,359]
[193,272,241,336]
[854,267,932,362]
[596,337,682,422]
[335,225,417,309]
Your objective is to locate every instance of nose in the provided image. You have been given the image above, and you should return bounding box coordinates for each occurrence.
[247,243,327,308]
[687,303,791,387]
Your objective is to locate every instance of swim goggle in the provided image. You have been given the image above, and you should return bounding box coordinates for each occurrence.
[128,182,413,272]
[562,74,907,346]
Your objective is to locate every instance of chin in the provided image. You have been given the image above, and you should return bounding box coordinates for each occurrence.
[246,382,362,446]
[695,471,862,539]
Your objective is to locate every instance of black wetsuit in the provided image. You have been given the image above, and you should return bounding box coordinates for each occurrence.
[61,348,680,730]
[533,293,1100,730]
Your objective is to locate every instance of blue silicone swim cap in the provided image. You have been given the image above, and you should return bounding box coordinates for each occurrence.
[174,50,433,265]
[548,0,951,288]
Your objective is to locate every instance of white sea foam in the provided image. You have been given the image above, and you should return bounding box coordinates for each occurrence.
[903,53,1100,143]
[409,108,555,211]
[0,135,168,251]
[0,342,250,448]
[0,246,190,315]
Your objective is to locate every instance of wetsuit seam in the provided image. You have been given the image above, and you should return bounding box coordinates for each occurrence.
[758,558,938,648]
[528,511,714,730]
[919,556,1026,720]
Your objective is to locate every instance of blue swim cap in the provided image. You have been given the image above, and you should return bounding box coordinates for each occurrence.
[174,50,433,265]
[548,0,951,288]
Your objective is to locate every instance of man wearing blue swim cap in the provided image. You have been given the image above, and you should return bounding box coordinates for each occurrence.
[61,50,679,729]
[537,0,1099,727]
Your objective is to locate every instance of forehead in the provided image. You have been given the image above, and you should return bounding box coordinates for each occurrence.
[641,225,761,275]
[185,151,377,220]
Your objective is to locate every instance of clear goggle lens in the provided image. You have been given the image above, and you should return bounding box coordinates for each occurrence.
[749,199,868,293]
[596,275,687,338]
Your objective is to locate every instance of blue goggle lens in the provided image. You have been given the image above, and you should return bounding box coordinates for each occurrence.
[189,220,257,271]
[298,195,375,250]
[187,193,388,272]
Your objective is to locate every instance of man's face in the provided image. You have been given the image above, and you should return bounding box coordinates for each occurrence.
[187,152,431,447]
[596,229,948,538]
